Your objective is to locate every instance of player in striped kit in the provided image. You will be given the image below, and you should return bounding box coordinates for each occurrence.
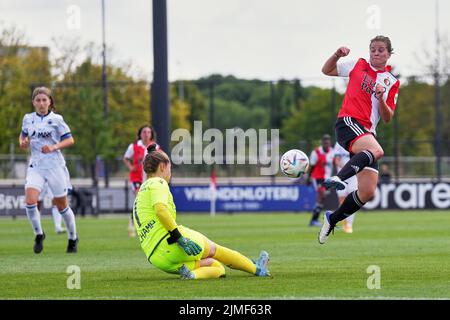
[307,134,335,226]
[19,87,78,253]
[319,36,400,244]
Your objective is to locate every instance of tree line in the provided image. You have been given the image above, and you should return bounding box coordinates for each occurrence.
[1,25,449,180]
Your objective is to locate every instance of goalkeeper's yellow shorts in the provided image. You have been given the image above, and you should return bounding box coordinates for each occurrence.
[149,225,207,274]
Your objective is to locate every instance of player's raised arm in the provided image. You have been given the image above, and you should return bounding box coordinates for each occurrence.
[322,46,350,76]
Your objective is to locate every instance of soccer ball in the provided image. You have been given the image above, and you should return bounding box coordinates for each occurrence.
[280,149,309,178]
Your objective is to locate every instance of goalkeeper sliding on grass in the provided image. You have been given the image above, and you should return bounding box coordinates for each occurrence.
[132,143,270,280]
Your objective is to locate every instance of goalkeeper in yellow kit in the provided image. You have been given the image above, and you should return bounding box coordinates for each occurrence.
[133,143,270,280]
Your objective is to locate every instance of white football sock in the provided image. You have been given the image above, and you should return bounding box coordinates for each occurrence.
[346,214,355,227]
[26,204,43,235]
[60,207,77,240]
[52,206,64,232]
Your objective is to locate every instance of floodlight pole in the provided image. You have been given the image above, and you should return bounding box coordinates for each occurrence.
[434,0,442,181]
[101,0,108,119]
[151,0,170,153]
[101,0,110,187]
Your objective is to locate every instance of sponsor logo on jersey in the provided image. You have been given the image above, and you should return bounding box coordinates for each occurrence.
[37,131,52,138]
[383,78,390,86]
[361,74,377,95]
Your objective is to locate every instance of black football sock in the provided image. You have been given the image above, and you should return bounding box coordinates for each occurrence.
[329,191,365,225]
[336,150,375,181]
[311,203,323,221]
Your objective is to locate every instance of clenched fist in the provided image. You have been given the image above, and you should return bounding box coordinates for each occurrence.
[335,47,350,58]
[41,145,57,153]
[374,84,386,101]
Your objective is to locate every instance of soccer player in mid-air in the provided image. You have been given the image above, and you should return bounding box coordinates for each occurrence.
[123,124,157,237]
[133,144,270,279]
[306,134,335,227]
[319,35,400,244]
[19,87,79,253]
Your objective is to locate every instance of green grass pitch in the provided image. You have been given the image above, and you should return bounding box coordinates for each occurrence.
[0,211,449,299]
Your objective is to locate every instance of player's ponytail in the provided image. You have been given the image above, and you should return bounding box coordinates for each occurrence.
[143,143,168,174]
[147,143,160,153]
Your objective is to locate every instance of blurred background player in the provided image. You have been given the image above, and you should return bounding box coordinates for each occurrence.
[19,87,78,253]
[306,134,335,226]
[133,144,270,280]
[334,142,358,233]
[123,124,157,237]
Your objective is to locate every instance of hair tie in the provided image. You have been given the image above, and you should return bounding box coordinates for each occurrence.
[147,143,160,153]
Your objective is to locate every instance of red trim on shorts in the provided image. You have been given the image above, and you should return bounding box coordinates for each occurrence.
[348,133,372,154]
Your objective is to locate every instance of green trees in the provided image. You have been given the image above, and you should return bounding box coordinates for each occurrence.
[441,79,450,156]
[0,25,51,154]
[281,86,343,150]
[195,75,270,130]
[189,75,341,153]
[383,77,435,156]
[1,23,447,180]
[0,24,193,181]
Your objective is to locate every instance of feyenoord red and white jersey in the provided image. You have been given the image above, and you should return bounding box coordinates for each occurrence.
[309,146,335,180]
[124,140,147,183]
[337,58,400,134]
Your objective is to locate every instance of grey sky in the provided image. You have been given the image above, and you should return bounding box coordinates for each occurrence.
[1,0,449,87]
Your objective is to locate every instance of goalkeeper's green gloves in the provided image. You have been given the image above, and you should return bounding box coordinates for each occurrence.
[176,236,202,256]
[167,228,202,256]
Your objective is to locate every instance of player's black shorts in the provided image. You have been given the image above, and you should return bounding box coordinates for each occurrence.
[335,116,379,172]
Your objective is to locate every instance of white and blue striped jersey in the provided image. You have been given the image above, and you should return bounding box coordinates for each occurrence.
[21,111,72,169]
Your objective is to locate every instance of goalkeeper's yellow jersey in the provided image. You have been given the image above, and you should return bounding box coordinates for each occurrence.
[132,177,177,259]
